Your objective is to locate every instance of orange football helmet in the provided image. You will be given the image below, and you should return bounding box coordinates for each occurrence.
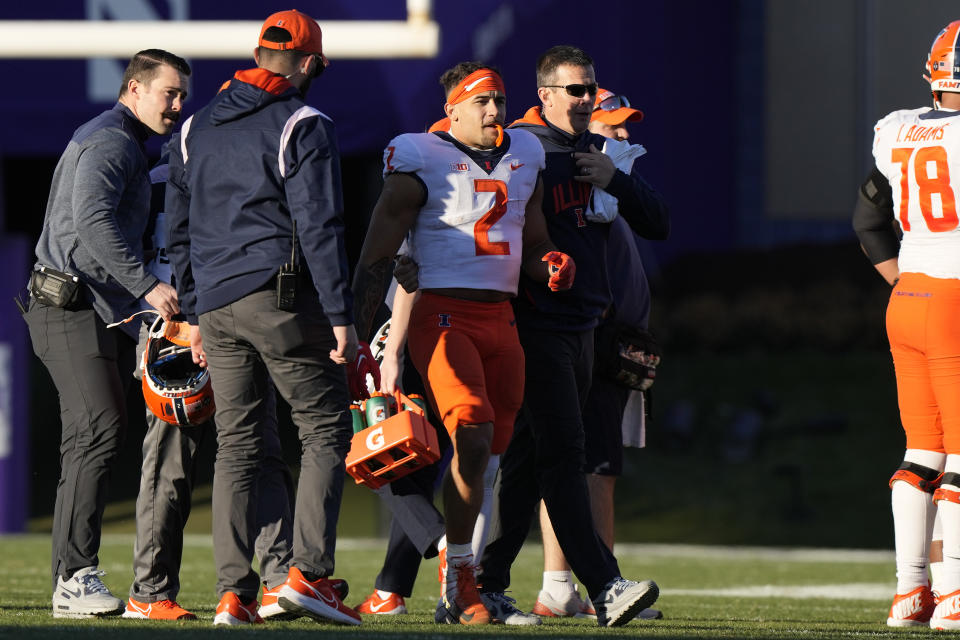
[927,20,960,99]
[141,315,215,426]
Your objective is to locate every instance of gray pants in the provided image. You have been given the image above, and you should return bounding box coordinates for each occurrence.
[23,300,135,588]
[129,324,295,602]
[199,290,352,600]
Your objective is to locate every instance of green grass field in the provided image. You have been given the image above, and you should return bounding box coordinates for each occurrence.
[0,534,935,639]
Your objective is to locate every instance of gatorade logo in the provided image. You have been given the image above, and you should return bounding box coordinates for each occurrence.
[365,426,385,451]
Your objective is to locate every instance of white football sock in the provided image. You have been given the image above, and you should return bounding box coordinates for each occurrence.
[938,454,960,594]
[893,449,943,593]
[932,508,944,594]
[376,589,394,599]
[543,570,575,599]
[444,545,473,597]
[446,543,472,561]
[471,454,499,561]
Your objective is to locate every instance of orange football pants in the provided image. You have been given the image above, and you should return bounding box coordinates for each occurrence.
[887,272,960,453]
[407,293,524,455]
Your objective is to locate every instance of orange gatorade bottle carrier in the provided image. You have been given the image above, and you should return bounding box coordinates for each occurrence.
[345,391,441,489]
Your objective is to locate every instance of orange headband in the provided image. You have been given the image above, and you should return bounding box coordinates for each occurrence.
[446,68,505,105]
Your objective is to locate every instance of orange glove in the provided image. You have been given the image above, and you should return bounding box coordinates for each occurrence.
[347,341,381,401]
[542,251,576,291]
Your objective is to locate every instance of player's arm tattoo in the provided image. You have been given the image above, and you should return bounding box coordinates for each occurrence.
[352,256,393,342]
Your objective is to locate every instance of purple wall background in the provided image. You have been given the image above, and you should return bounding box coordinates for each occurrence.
[0,236,30,532]
[0,0,740,255]
[0,1,740,531]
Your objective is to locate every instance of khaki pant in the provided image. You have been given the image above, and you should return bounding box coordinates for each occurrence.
[129,323,295,603]
[199,289,351,599]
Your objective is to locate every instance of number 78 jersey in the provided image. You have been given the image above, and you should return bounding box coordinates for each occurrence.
[383,129,545,294]
[873,107,960,278]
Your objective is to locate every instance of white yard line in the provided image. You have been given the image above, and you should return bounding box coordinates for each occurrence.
[665,583,893,601]
[98,534,898,568]
[92,535,897,564]
[614,543,894,564]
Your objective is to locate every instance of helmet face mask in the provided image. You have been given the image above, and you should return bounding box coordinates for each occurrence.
[927,20,960,105]
[142,315,215,426]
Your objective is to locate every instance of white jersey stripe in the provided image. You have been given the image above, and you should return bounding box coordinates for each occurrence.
[279,106,326,178]
[179,115,194,164]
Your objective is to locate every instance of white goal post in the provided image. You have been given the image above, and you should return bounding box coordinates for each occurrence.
[0,0,438,59]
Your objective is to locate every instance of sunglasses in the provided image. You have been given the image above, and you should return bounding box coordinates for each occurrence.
[594,95,631,111]
[542,83,598,98]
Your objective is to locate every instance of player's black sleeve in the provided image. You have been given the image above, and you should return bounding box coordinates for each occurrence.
[852,164,899,265]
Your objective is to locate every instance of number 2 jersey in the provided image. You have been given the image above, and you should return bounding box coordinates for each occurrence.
[873,107,960,278]
[382,129,545,294]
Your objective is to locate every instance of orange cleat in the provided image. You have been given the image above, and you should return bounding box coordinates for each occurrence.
[259,584,300,621]
[354,591,407,615]
[213,592,263,625]
[930,588,960,630]
[122,597,197,620]
[887,585,935,627]
[436,557,489,625]
[275,567,361,626]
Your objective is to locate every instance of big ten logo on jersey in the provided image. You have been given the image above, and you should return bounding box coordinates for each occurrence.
[451,162,469,172]
[552,181,592,227]
[890,143,958,232]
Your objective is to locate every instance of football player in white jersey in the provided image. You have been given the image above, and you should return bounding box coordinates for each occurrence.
[351,62,574,626]
[853,19,960,630]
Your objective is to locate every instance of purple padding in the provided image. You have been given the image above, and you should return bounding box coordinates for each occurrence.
[0,235,31,533]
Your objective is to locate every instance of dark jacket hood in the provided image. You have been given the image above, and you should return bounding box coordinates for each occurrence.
[510,106,593,153]
[210,68,299,126]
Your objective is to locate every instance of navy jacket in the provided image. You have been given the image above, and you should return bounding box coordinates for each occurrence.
[510,107,668,331]
[166,68,353,325]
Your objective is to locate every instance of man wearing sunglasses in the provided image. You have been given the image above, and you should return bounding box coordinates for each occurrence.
[166,9,362,627]
[534,87,662,620]
[477,46,670,627]
[589,88,644,142]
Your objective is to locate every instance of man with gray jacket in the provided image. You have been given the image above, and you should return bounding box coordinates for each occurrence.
[21,49,190,618]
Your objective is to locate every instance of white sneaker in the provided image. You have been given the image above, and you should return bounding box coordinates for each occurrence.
[480,591,541,625]
[592,577,659,627]
[532,586,586,617]
[52,567,124,618]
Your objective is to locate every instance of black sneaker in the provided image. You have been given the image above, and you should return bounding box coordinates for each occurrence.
[480,591,541,625]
